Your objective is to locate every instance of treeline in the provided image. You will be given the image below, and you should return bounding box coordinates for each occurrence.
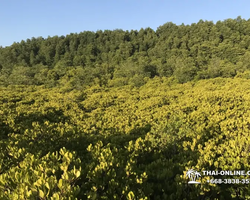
[1,16,250,88]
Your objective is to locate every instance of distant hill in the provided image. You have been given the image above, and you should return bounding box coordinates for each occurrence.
[1,16,250,89]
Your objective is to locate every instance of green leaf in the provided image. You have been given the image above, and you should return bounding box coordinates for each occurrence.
[58,179,63,189]
[39,189,44,198]
[45,182,50,190]
[52,193,60,200]
[76,170,81,178]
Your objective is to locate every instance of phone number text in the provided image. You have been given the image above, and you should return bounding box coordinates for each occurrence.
[207,179,250,184]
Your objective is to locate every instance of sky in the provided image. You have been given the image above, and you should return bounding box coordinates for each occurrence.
[0,0,250,47]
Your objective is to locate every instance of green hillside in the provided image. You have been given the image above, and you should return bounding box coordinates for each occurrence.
[1,17,250,199]
[1,16,250,89]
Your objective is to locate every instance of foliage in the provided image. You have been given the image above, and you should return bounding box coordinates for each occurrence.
[1,17,250,87]
[1,16,250,199]
[0,77,250,198]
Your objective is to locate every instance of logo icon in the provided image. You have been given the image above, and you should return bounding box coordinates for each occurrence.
[186,169,201,184]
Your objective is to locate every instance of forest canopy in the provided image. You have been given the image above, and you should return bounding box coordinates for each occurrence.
[1,16,250,89]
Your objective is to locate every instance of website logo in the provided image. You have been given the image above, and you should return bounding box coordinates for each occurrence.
[186,169,201,184]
